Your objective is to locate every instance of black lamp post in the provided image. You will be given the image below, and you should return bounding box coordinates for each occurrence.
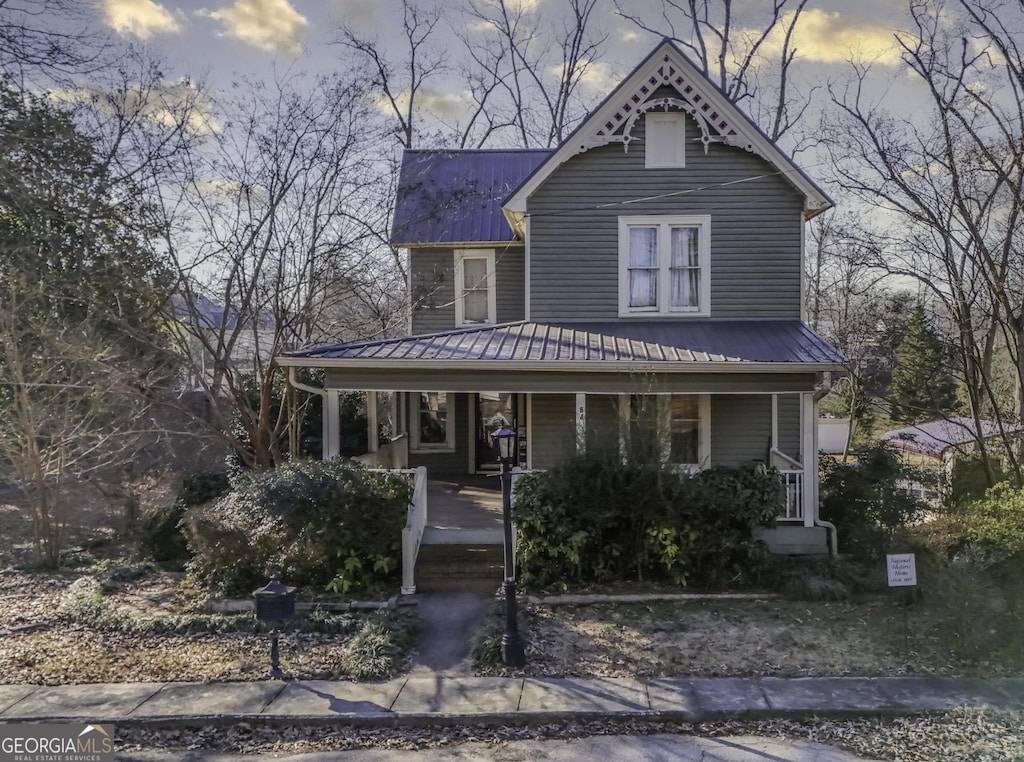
[492,425,526,667]
[252,575,296,680]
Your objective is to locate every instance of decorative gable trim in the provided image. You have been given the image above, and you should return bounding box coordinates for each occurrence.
[503,38,832,231]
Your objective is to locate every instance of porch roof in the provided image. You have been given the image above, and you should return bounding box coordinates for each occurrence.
[279,320,846,372]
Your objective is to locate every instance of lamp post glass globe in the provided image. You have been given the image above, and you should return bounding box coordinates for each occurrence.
[493,426,515,461]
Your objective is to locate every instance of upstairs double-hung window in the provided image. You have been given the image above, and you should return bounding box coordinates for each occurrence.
[619,215,710,317]
[455,249,496,326]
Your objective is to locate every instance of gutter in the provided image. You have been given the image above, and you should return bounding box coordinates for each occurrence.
[287,366,327,401]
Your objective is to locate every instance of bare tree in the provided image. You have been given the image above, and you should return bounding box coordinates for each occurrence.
[157,69,399,469]
[335,0,447,149]
[0,0,108,87]
[457,0,608,148]
[615,0,814,144]
[821,0,1024,485]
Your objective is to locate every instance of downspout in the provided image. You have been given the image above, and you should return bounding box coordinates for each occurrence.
[287,367,334,460]
[812,376,838,557]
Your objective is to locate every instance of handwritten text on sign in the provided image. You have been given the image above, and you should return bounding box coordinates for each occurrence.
[886,553,918,587]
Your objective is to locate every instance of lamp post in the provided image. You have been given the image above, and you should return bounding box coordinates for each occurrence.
[492,425,526,667]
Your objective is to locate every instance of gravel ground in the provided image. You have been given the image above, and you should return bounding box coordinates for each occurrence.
[113,711,1024,761]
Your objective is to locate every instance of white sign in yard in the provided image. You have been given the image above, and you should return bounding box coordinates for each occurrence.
[886,553,918,587]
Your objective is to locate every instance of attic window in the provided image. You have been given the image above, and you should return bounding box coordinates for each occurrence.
[645,112,686,168]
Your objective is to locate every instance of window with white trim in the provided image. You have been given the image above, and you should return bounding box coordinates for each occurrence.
[412,392,454,451]
[619,215,711,317]
[455,249,496,326]
[620,394,710,469]
[645,111,686,168]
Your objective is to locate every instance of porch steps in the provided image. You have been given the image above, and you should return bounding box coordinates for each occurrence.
[414,542,504,594]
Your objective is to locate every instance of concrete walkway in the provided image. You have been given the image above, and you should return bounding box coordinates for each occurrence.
[1,675,1022,728]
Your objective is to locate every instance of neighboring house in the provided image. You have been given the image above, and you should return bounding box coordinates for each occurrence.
[881,417,1024,500]
[172,292,278,394]
[277,38,846,554]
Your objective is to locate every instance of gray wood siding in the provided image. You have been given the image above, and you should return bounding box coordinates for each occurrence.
[530,394,575,470]
[496,246,526,323]
[527,114,805,321]
[585,393,620,447]
[711,395,773,466]
[410,245,525,334]
[410,247,455,334]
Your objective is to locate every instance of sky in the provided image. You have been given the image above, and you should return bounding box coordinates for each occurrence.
[86,0,920,145]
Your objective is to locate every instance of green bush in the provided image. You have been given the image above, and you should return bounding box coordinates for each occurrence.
[184,459,411,596]
[141,472,230,564]
[512,449,783,590]
[337,611,418,681]
[819,444,925,560]
[963,482,1024,612]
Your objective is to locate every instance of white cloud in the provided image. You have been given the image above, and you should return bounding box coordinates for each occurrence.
[372,87,467,123]
[103,0,181,39]
[574,60,617,93]
[757,9,904,66]
[51,80,222,136]
[200,0,308,57]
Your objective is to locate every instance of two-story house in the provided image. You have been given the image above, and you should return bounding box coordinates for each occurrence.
[277,38,846,555]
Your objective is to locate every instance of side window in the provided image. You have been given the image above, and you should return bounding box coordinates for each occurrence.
[619,215,710,317]
[455,249,496,326]
[645,111,686,169]
[412,391,454,451]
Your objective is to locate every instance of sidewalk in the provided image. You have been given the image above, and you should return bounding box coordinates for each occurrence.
[1,675,1022,728]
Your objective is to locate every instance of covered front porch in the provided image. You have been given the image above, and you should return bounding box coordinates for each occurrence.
[278,320,846,570]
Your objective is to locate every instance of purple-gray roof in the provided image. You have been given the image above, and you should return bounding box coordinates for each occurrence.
[282,320,846,368]
[389,149,551,245]
[881,417,1024,457]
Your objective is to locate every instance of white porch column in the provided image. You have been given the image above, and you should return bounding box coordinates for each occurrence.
[801,391,816,526]
[575,393,587,453]
[367,391,379,453]
[324,389,341,460]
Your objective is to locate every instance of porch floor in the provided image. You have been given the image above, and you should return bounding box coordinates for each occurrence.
[423,475,504,544]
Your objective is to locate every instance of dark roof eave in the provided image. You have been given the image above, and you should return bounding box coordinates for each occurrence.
[275,356,843,373]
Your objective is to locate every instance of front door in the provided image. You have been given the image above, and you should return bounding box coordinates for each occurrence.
[475,392,518,471]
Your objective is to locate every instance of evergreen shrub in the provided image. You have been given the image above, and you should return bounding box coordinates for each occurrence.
[819,444,924,560]
[512,449,783,590]
[141,472,230,564]
[184,459,411,596]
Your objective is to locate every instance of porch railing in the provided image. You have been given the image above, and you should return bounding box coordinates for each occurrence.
[778,470,803,520]
[356,434,409,469]
[396,466,427,595]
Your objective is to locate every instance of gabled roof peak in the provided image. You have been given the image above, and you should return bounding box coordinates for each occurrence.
[504,37,832,227]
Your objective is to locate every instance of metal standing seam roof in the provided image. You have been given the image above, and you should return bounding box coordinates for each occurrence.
[281,320,847,367]
[389,149,553,245]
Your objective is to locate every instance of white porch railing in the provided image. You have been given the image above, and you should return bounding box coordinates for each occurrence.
[356,434,410,469]
[770,448,804,521]
[395,466,427,595]
[779,470,804,520]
